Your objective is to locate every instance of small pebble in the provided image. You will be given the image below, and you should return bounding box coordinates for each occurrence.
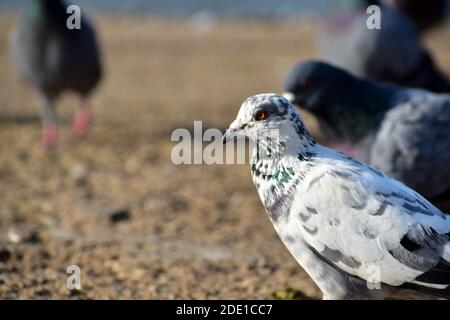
[7,228,21,244]
[0,248,12,263]
[71,163,88,185]
[24,230,42,244]
[109,208,131,224]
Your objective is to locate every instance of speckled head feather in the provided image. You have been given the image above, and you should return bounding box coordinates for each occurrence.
[223,93,315,159]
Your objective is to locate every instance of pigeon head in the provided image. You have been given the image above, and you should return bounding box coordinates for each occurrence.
[27,0,66,23]
[283,60,383,143]
[223,93,315,156]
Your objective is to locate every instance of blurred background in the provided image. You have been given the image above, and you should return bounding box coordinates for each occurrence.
[0,1,449,299]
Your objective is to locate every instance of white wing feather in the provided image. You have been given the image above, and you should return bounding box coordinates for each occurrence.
[286,148,450,287]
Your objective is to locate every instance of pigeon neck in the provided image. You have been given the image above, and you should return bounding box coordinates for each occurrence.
[358,79,397,113]
[317,79,399,145]
[251,131,317,181]
[250,136,318,223]
[250,112,317,187]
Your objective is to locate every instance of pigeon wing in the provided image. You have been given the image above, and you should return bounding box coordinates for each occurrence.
[368,96,450,199]
[291,157,450,296]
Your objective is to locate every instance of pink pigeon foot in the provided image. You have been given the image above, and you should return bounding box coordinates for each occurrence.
[42,125,59,148]
[72,108,92,138]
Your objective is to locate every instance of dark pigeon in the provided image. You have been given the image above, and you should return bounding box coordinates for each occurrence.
[318,0,450,93]
[384,0,448,33]
[10,0,102,147]
[283,60,450,211]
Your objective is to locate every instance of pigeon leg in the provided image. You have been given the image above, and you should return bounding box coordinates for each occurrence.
[72,99,92,139]
[39,95,59,148]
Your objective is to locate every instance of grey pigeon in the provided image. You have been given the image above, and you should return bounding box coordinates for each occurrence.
[284,60,450,212]
[223,93,450,300]
[10,0,102,147]
[318,0,450,93]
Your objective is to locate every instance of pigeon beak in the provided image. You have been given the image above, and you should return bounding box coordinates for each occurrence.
[223,120,240,144]
[222,128,237,144]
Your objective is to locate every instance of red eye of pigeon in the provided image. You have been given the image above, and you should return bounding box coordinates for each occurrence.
[255,110,267,121]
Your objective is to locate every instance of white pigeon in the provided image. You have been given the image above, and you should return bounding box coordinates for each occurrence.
[223,93,450,299]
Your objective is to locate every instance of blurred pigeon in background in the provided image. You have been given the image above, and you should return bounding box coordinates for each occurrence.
[383,0,448,33]
[318,0,450,93]
[224,93,450,299]
[10,0,102,147]
[284,60,450,211]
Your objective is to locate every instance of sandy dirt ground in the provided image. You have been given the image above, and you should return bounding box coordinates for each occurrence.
[0,13,449,299]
